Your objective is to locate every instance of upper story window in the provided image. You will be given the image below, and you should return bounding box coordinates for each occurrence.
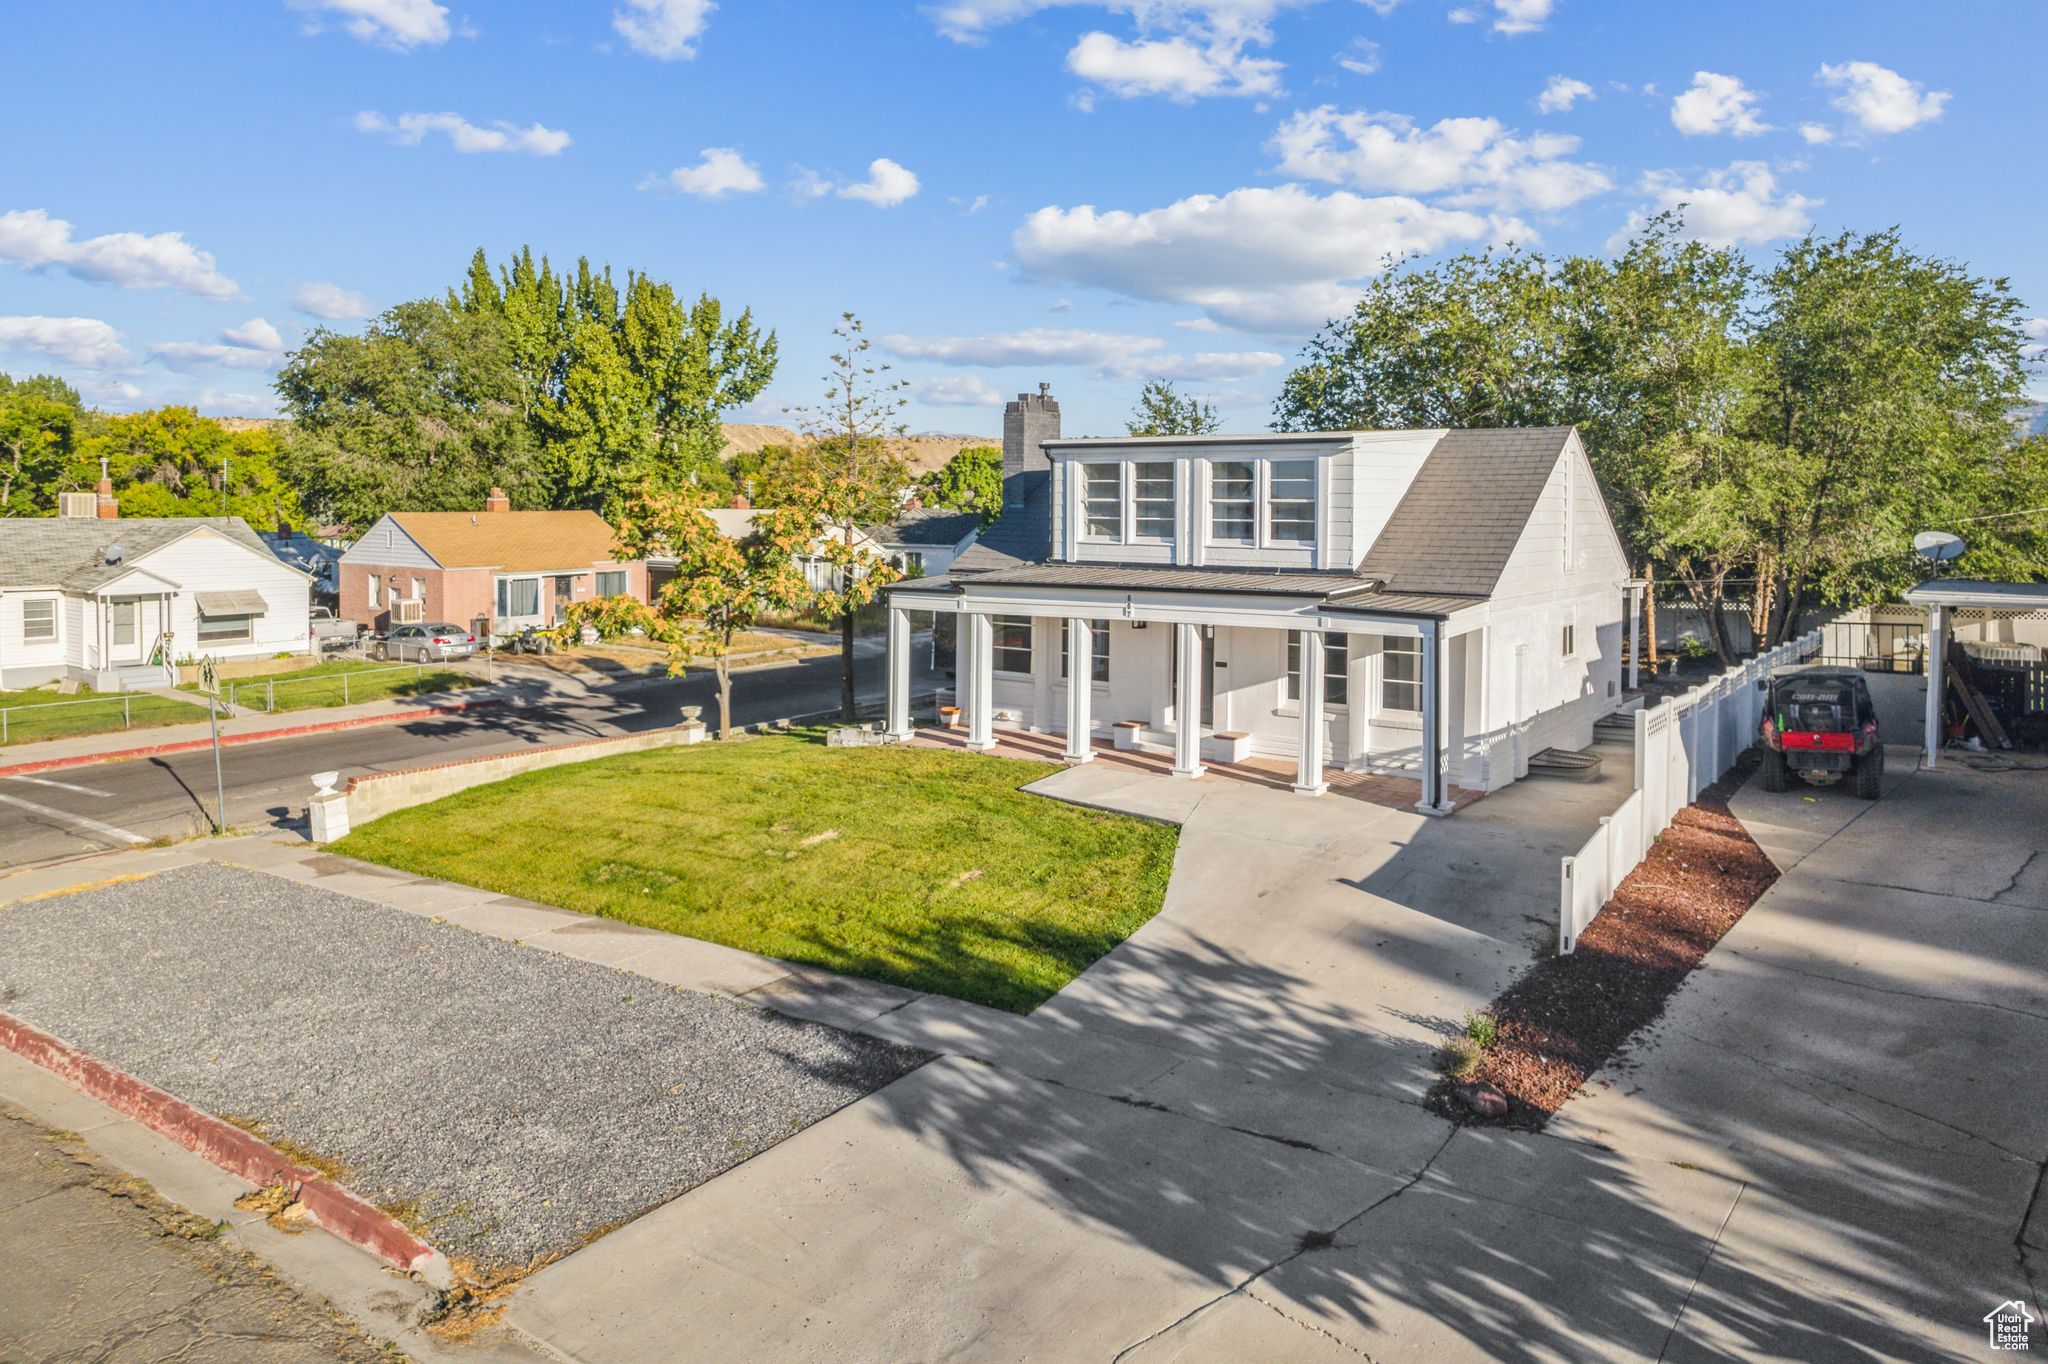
[1210,461,1255,542]
[1079,462,1175,544]
[1207,457,1317,549]
[1268,460,1316,543]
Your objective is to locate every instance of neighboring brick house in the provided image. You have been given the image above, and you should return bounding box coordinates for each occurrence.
[338,488,647,636]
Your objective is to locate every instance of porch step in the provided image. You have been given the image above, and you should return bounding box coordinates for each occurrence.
[1528,746,1605,781]
[114,663,173,691]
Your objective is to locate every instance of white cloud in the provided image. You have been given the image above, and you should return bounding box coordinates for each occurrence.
[905,375,1005,407]
[150,317,289,373]
[1336,38,1380,76]
[291,0,451,49]
[0,316,129,368]
[293,281,377,320]
[0,209,240,300]
[1067,30,1282,100]
[613,0,714,59]
[1487,0,1553,34]
[643,147,764,198]
[929,1,1317,45]
[1817,60,1949,135]
[1269,107,1610,212]
[1174,316,1224,332]
[354,111,572,156]
[959,193,992,214]
[1536,75,1592,114]
[1670,71,1771,137]
[1447,7,1479,21]
[1798,122,1834,145]
[838,158,921,207]
[883,328,1281,382]
[1610,162,1819,250]
[1013,183,1495,332]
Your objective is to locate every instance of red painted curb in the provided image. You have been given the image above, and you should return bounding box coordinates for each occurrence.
[0,1010,440,1278]
[0,698,507,780]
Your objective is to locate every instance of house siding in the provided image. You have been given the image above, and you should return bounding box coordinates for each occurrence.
[138,528,313,664]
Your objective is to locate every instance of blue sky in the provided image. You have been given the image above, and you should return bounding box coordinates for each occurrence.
[3,0,2041,437]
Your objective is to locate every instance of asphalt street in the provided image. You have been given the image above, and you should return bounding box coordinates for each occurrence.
[0,642,943,870]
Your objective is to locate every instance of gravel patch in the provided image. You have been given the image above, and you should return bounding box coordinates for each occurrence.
[0,863,930,1267]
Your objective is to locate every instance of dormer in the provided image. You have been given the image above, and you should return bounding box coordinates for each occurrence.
[1044,430,1443,573]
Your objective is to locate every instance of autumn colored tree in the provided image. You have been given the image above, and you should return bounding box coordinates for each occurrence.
[613,485,812,740]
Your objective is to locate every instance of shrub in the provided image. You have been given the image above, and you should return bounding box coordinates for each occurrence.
[1438,1036,1482,1079]
[559,594,660,643]
[1462,1009,1499,1050]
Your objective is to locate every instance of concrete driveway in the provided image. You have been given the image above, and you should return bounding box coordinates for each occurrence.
[507,754,1641,1360]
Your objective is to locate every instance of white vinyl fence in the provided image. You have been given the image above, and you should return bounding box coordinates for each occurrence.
[1558,630,1822,954]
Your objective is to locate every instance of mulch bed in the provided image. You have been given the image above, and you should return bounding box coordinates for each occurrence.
[1429,751,1782,1130]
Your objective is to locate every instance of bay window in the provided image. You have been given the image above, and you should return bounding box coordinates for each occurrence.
[1381,636,1421,713]
[1285,633,1348,706]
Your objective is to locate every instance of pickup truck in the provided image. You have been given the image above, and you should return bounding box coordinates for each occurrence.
[308,607,362,651]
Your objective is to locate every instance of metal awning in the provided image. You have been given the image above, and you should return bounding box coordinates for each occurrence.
[194,589,269,617]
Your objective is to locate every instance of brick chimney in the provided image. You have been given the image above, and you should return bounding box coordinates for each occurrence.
[95,457,118,519]
[1002,382,1059,480]
[730,493,750,510]
[484,486,511,513]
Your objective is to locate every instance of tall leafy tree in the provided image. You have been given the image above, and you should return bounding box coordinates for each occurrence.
[789,313,909,721]
[1126,380,1221,436]
[82,409,303,527]
[917,445,1003,524]
[0,377,85,516]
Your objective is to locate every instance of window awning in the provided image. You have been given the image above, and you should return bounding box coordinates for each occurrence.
[194,589,269,618]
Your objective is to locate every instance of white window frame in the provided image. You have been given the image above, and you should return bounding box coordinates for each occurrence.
[196,613,254,645]
[1076,460,1176,546]
[595,569,629,596]
[1079,463,1123,541]
[991,615,1034,676]
[368,575,382,609]
[1060,619,1111,686]
[1284,632,1349,708]
[1380,636,1422,715]
[497,575,542,620]
[21,597,57,643]
[1561,619,1577,660]
[1205,457,1320,551]
[410,576,426,603]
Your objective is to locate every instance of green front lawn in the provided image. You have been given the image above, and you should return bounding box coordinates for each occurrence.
[188,660,477,713]
[0,688,210,746]
[334,734,1178,1012]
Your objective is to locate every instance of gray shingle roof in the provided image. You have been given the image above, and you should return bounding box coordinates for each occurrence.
[1357,427,1573,596]
[866,506,982,548]
[948,472,1050,574]
[0,517,280,592]
[891,566,1482,618]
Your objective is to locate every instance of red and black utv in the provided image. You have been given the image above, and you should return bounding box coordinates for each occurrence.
[1758,665,1883,799]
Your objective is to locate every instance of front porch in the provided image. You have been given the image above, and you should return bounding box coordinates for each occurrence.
[911,724,1484,813]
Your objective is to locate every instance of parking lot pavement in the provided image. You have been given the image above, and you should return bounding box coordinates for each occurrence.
[0,863,930,1268]
[0,1101,392,1364]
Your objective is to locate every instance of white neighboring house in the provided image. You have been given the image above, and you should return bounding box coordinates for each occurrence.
[881,419,1634,812]
[864,506,982,582]
[0,511,312,691]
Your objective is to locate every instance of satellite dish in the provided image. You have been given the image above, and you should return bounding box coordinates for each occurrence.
[1912,531,1966,563]
[104,542,124,565]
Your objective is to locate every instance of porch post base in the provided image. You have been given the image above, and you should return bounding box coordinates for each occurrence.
[1414,799,1456,818]
[1063,750,1095,765]
[966,740,998,753]
[1291,781,1328,797]
[1170,764,1205,780]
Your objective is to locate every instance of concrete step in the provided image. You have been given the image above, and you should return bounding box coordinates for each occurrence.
[1528,746,1605,781]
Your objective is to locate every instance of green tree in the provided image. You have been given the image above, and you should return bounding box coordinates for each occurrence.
[82,408,303,527]
[0,380,85,516]
[789,313,909,721]
[613,485,812,740]
[917,445,1003,524]
[1126,380,1221,436]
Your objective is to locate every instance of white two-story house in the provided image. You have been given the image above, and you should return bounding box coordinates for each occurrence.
[881,387,1633,813]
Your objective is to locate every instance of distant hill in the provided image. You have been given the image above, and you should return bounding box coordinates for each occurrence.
[718,424,997,477]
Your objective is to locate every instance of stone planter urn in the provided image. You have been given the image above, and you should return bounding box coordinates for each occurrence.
[678,704,707,744]
[579,624,600,646]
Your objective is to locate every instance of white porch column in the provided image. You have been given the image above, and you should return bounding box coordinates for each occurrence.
[884,603,914,739]
[964,611,996,752]
[1626,582,1642,690]
[1417,619,1454,815]
[1924,603,1948,768]
[1172,621,1204,779]
[1294,629,1327,795]
[1064,618,1095,763]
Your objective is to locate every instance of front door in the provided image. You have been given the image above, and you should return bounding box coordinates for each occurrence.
[552,575,575,623]
[110,600,140,661]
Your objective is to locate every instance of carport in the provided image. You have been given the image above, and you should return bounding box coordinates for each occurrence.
[1902,578,2048,767]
